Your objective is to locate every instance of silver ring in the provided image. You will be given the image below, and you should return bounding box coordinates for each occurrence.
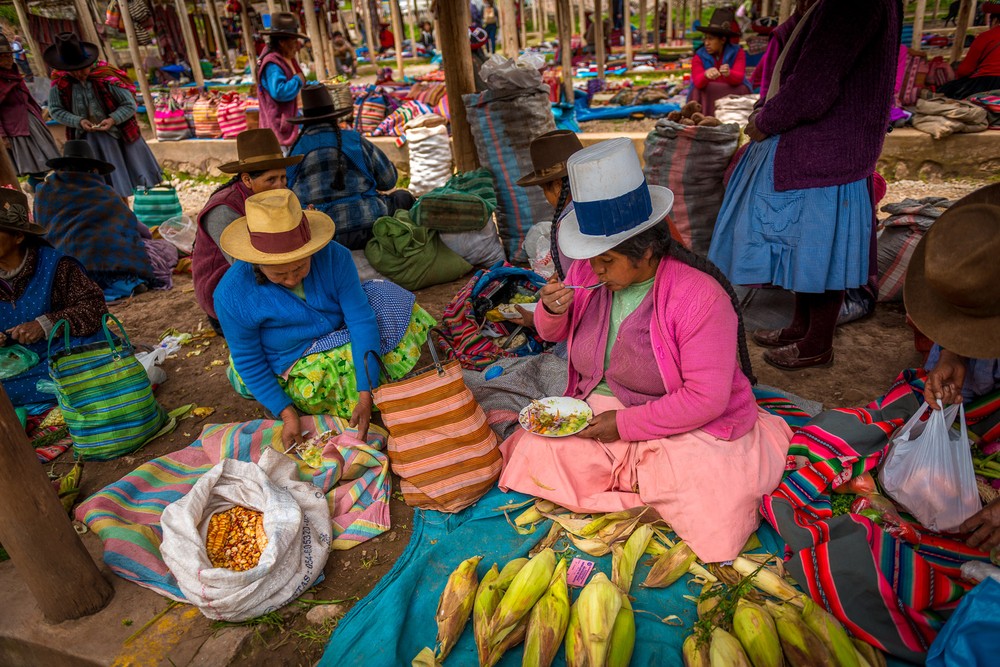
[556,298,562,306]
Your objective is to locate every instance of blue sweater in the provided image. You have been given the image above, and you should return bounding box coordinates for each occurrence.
[214,242,380,416]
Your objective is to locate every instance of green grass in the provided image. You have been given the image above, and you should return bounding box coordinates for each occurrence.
[0,544,8,562]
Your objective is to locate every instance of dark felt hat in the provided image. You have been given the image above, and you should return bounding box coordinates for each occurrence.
[0,188,45,236]
[264,12,308,40]
[516,130,585,187]
[699,8,742,37]
[218,128,303,174]
[287,84,353,125]
[904,183,1000,359]
[43,32,99,71]
[46,140,115,175]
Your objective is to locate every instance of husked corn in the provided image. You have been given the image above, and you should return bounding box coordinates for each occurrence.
[206,506,267,571]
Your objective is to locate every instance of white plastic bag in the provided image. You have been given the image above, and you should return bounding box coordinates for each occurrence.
[159,215,197,255]
[440,216,506,267]
[880,402,981,532]
[404,115,453,197]
[136,347,167,386]
[523,220,555,278]
[160,448,331,621]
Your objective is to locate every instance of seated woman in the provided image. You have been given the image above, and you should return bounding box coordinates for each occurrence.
[215,189,435,450]
[939,9,1000,100]
[34,140,161,299]
[0,187,107,408]
[192,128,301,334]
[689,8,751,116]
[287,85,413,250]
[499,139,792,562]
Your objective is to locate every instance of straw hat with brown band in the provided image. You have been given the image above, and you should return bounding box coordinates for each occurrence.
[220,189,334,266]
[218,129,303,174]
[904,183,1000,359]
[516,130,585,187]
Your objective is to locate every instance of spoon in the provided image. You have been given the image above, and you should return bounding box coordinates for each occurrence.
[563,282,606,290]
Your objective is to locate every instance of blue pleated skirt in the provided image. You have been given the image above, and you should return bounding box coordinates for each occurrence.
[708,136,871,294]
[86,132,163,199]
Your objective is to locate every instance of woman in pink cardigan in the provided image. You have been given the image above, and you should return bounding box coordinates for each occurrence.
[499,139,792,562]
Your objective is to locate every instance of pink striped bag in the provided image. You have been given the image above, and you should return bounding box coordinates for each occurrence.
[154,96,190,141]
[192,95,222,139]
[217,92,248,138]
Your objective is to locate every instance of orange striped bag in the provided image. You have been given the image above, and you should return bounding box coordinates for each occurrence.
[366,345,501,513]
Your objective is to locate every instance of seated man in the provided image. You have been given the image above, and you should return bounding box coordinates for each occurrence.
[332,31,357,77]
[286,85,414,250]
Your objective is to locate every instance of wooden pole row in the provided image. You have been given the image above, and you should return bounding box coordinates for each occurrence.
[117,0,157,129]
[436,0,479,172]
[390,0,406,76]
[240,1,258,85]
[175,0,207,87]
[557,0,574,100]
[594,0,605,78]
[361,0,380,73]
[623,0,633,68]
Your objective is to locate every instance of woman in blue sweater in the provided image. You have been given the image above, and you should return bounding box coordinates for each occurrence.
[214,189,434,449]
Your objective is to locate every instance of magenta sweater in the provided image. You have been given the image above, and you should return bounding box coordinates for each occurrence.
[753,0,901,191]
[535,258,758,443]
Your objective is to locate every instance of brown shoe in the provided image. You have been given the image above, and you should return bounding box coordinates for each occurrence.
[763,343,834,370]
[752,328,806,348]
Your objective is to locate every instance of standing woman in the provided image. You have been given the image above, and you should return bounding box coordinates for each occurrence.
[708,0,901,370]
[45,33,162,199]
[258,12,308,152]
[0,35,59,191]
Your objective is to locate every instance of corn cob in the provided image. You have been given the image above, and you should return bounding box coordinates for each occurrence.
[643,540,697,589]
[697,584,723,624]
[577,572,622,667]
[733,599,784,667]
[483,616,528,667]
[606,592,635,667]
[523,559,570,667]
[732,557,802,604]
[435,555,483,661]
[474,565,501,666]
[710,627,753,667]
[564,600,586,667]
[682,634,711,667]
[800,597,860,667]
[489,549,556,652]
[612,524,653,594]
[765,601,835,666]
[851,639,887,667]
[516,506,546,529]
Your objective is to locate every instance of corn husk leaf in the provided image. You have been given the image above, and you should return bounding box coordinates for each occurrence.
[612,524,653,594]
[530,522,565,557]
[732,557,802,605]
[435,555,482,661]
[642,540,697,589]
[473,565,501,665]
[577,572,622,667]
[412,647,442,667]
[607,592,635,667]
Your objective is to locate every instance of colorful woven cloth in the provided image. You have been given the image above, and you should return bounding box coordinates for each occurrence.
[27,407,72,463]
[75,415,392,600]
[760,369,995,663]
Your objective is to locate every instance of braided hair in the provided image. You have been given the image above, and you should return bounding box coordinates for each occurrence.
[549,176,571,280]
[330,121,347,191]
[613,220,757,385]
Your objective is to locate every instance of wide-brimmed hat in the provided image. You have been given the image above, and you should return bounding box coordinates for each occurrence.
[264,12,308,40]
[43,32,99,71]
[751,17,779,35]
[288,84,353,125]
[0,35,13,55]
[0,188,45,236]
[699,8,741,37]
[220,189,334,265]
[218,128,303,174]
[516,130,585,187]
[46,140,114,175]
[904,183,1000,359]
[557,138,674,260]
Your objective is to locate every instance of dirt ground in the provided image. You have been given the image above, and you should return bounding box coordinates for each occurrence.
[40,175,988,665]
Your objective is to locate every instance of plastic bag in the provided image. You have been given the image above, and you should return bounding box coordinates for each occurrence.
[880,402,981,532]
[158,215,196,255]
[523,220,555,278]
[440,217,506,268]
[480,54,544,90]
[0,344,39,379]
[160,448,331,621]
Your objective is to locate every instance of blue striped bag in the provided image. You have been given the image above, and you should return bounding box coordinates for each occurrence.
[48,314,169,461]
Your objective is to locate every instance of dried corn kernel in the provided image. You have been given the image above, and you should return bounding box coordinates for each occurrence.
[206,506,268,571]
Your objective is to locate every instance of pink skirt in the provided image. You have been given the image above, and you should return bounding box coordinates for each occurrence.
[499,394,792,562]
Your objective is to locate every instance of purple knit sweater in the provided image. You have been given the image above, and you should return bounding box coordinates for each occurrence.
[754,0,902,192]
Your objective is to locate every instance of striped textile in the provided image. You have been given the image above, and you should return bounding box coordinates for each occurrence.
[372,359,501,513]
[760,369,995,663]
[75,415,392,601]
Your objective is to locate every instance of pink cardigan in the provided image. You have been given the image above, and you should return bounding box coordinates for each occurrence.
[536,257,758,443]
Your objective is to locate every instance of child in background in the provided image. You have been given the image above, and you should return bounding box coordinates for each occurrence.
[689,8,751,116]
[332,31,356,77]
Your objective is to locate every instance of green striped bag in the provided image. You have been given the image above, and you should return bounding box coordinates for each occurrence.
[133,185,183,227]
[48,314,169,461]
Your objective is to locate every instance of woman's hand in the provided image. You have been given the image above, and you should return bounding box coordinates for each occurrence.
[925,349,966,409]
[350,391,373,443]
[719,63,731,77]
[97,118,115,131]
[280,405,302,450]
[506,305,535,328]
[960,498,1000,551]
[7,321,44,345]
[578,410,620,443]
[745,118,769,142]
[540,276,573,316]
[705,67,721,80]
[80,119,96,132]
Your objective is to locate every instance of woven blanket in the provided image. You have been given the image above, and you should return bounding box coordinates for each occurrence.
[410,168,499,232]
[761,369,998,663]
[27,407,72,463]
[75,415,391,600]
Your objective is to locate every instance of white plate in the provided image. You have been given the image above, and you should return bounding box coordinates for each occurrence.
[518,397,593,438]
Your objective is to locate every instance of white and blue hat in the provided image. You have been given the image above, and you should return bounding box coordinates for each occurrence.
[557,138,674,260]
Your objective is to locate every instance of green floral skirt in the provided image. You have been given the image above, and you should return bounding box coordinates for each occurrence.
[229,304,436,419]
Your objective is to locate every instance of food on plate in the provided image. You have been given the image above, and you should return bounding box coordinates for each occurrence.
[206,505,268,571]
[520,398,592,437]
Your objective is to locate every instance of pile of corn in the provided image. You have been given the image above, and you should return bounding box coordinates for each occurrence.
[205,506,268,572]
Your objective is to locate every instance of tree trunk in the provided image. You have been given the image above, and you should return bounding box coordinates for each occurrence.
[437,0,479,171]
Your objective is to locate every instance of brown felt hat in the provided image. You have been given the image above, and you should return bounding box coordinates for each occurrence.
[288,84,353,125]
[264,12,308,40]
[0,188,46,236]
[699,8,741,37]
[904,183,1000,359]
[218,129,303,174]
[516,130,585,187]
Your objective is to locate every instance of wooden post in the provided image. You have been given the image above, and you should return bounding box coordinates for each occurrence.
[557,0,574,100]
[240,2,258,85]
[521,0,529,47]
[638,0,646,47]
[594,0,605,78]
[500,0,519,55]
[437,0,478,171]
[11,0,47,77]
[951,0,973,62]
[72,0,110,66]
[578,0,587,45]
[390,0,405,76]
[118,0,157,129]
[175,0,207,87]
[205,0,231,70]
[361,0,380,70]
[406,0,418,48]
[266,0,278,18]
[666,0,673,40]
[912,0,927,49]
[933,0,942,23]
[623,0,632,67]
[0,386,114,622]
[301,0,327,79]
[761,0,771,16]
[779,0,792,22]
[653,0,659,47]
